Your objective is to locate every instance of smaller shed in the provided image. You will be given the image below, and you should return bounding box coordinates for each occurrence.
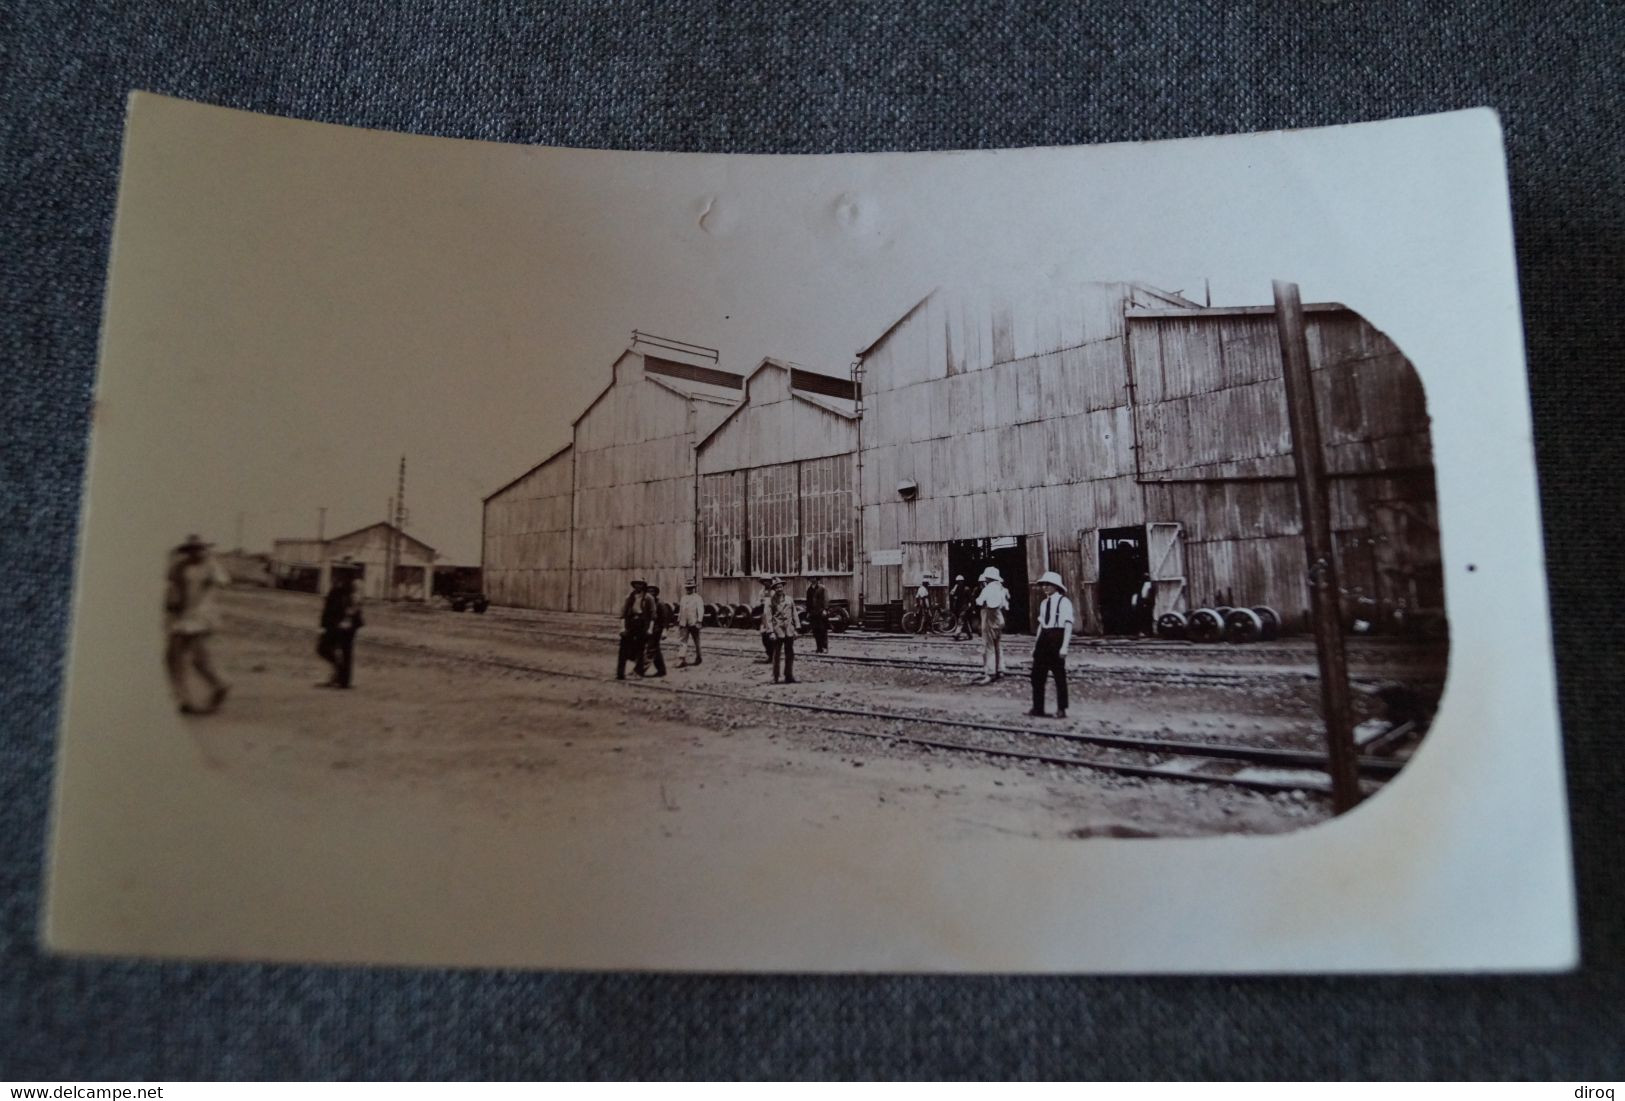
[216,550,272,587]
[271,522,437,601]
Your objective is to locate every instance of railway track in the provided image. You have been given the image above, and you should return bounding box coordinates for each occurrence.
[415,613,1436,689]
[238,612,1404,799]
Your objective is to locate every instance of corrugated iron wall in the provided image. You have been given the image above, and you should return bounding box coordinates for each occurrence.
[695,363,860,609]
[858,287,1439,634]
[571,360,703,613]
[482,448,574,610]
[1128,308,1438,629]
[857,284,1157,614]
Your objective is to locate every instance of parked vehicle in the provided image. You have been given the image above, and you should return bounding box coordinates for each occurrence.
[443,590,489,614]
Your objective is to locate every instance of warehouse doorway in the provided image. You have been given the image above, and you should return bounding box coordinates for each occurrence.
[1097,525,1150,635]
[948,535,1031,634]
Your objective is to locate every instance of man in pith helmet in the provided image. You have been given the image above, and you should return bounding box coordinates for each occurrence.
[1028,570,1075,718]
[973,566,1010,683]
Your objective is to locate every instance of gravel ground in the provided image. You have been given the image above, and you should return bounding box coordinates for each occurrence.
[190,587,1444,840]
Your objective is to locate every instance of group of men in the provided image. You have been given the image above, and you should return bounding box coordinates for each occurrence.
[617,573,833,684]
[163,533,364,715]
[615,565,1073,717]
[167,529,1073,720]
[941,565,1076,718]
[615,579,675,679]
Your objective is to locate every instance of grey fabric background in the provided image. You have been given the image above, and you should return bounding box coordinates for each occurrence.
[2,0,1621,1080]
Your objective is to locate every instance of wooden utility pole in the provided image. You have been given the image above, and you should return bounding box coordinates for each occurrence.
[317,507,328,592]
[1272,280,1362,813]
[392,456,407,601]
[384,496,395,600]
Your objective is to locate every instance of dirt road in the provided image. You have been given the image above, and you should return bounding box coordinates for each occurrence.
[192,588,1442,840]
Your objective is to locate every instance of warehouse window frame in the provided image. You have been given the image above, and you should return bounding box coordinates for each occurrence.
[699,469,747,578]
[701,454,856,580]
[747,461,801,580]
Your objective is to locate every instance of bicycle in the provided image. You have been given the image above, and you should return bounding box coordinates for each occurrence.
[900,605,957,635]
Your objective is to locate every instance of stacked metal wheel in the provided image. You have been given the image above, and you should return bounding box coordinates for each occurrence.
[1155,611,1187,640]
[1181,604,1281,643]
[1186,607,1226,642]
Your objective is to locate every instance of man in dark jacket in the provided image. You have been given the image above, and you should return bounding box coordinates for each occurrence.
[948,574,973,640]
[805,574,829,654]
[616,579,652,680]
[642,584,668,678]
[317,573,364,688]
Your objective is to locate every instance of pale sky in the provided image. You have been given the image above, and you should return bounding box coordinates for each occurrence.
[106,98,1284,564]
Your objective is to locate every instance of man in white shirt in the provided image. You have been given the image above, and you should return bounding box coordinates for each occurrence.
[677,580,705,668]
[913,577,931,635]
[973,566,1010,683]
[1028,570,1074,718]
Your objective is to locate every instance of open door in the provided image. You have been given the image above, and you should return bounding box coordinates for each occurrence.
[1097,525,1149,635]
[1147,521,1187,618]
[902,541,948,616]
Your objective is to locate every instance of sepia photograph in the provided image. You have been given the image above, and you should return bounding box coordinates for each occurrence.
[44,95,1572,972]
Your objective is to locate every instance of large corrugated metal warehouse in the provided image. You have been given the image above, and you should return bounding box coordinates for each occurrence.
[695,358,860,610]
[853,284,1440,635]
[483,340,862,615]
[483,342,742,613]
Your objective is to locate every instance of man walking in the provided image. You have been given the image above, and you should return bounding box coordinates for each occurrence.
[974,566,1009,683]
[642,583,668,678]
[317,572,364,689]
[767,576,797,683]
[1028,570,1074,718]
[616,578,652,680]
[677,580,705,668]
[164,534,232,714]
[805,574,830,654]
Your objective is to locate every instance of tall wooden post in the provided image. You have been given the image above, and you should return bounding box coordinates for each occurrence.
[392,456,407,602]
[1273,280,1362,813]
[384,496,395,602]
[316,507,329,593]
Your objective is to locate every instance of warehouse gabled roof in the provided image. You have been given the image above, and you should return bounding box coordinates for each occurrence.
[325,521,437,559]
[483,442,573,503]
[1123,301,1348,320]
[1127,282,1205,310]
[644,373,741,407]
[856,282,1206,360]
[571,348,742,428]
[696,358,857,450]
[856,288,937,359]
[794,390,859,420]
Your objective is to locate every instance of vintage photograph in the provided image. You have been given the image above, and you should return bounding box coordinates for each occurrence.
[45,96,1571,972]
[175,284,1446,841]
